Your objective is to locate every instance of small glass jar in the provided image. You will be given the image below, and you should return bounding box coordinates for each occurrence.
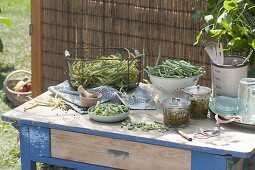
[183,85,212,119]
[163,98,190,127]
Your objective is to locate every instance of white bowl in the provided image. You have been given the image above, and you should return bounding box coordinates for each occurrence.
[148,74,200,96]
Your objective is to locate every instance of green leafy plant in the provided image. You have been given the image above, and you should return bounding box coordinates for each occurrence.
[193,0,255,52]
[0,16,12,52]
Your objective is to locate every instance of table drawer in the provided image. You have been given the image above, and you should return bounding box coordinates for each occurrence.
[51,129,191,170]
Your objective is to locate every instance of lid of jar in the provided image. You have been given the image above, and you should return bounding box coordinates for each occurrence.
[163,97,190,109]
[183,85,211,96]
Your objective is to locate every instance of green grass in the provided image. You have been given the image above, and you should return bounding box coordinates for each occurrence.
[0,0,30,169]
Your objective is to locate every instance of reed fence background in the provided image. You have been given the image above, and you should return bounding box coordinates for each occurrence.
[37,0,208,93]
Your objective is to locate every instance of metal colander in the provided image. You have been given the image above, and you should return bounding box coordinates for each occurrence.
[148,74,200,96]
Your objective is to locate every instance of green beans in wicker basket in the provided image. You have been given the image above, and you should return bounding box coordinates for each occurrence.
[65,48,142,91]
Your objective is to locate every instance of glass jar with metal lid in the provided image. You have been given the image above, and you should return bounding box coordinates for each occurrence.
[163,98,190,127]
[183,85,212,119]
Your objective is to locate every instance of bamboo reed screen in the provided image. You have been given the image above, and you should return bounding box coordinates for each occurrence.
[41,0,208,92]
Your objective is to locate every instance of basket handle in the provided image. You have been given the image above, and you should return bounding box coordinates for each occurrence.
[3,70,31,90]
[65,50,70,58]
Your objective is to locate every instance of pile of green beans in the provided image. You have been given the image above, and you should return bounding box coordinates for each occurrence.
[68,52,139,91]
[89,103,129,116]
[145,59,205,78]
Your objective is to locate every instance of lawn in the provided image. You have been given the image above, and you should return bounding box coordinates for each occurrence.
[0,0,30,169]
[0,1,74,169]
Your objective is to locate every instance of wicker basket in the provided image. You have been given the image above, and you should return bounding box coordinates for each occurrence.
[64,47,143,91]
[3,70,32,106]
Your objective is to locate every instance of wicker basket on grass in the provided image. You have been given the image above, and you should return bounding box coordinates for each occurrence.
[3,70,32,106]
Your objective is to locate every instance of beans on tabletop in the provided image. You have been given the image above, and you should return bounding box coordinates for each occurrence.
[121,120,169,133]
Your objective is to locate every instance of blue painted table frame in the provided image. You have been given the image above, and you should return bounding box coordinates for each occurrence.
[2,91,255,170]
[12,122,229,170]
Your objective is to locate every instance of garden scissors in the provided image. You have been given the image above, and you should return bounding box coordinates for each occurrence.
[193,128,221,139]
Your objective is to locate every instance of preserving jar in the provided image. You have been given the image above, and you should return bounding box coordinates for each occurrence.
[163,98,190,127]
[184,85,211,119]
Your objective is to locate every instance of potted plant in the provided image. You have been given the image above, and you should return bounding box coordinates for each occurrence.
[193,0,255,97]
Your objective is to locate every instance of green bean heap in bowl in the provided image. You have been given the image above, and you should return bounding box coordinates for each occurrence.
[68,52,139,91]
[145,59,206,96]
[88,103,130,122]
[145,59,205,78]
[89,103,129,116]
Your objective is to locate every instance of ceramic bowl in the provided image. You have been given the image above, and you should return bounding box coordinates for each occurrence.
[79,91,102,107]
[88,105,129,123]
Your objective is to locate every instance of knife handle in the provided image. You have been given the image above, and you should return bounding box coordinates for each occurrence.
[176,129,192,141]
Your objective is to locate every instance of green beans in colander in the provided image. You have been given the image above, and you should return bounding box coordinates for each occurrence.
[145,59,205,78]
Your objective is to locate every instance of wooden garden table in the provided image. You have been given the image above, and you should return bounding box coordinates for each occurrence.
[2,91,255,170]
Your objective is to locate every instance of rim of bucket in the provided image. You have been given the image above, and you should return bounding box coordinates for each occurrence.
[211,55,249,68]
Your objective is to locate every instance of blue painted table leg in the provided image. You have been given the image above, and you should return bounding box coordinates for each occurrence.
[192,151,227,170]
[20,125,36,170]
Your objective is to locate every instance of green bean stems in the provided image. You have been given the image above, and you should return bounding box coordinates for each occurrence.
[145,59,205,78]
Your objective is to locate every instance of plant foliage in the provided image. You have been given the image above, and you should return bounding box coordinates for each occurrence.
[0,16,12,52]
[193,0,255,51]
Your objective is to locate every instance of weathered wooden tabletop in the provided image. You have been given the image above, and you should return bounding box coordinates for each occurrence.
[2,91,255,159]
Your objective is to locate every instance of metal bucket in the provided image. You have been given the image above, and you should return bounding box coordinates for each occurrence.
[211,55,248,98]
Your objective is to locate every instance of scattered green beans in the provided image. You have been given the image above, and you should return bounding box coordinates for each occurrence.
[68,49,140,91]
[89,103,129,116]
[145,59,205,78]
[121,120,169,133]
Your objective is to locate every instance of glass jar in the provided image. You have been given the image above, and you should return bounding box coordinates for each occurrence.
[237,78,255,119]
[247,85,255,124]
[235,78,255,122]
[163,98,190,127]
[184,85,212,119]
